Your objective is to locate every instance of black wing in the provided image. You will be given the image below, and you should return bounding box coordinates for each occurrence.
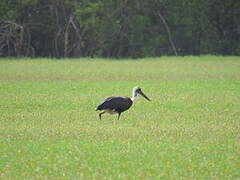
[96,96,133,112]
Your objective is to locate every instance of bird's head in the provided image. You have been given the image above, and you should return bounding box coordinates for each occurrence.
[133,86,150,101]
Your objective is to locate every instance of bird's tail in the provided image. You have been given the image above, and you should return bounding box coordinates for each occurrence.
[95,106,100,111]
[96,104,103,111]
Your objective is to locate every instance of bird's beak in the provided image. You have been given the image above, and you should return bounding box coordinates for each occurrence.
[139,91,151,101]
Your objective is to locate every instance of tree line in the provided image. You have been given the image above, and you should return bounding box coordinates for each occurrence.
[0,0,239,58]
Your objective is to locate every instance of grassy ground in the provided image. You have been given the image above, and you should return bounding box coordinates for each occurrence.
[0,56,239,179]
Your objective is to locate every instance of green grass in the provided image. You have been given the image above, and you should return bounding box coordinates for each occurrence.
[0,56,240,179]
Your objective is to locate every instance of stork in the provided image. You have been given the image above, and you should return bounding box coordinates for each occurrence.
[96,87,150,120]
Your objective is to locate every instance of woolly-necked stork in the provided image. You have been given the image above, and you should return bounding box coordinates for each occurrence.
[96,87,150,120]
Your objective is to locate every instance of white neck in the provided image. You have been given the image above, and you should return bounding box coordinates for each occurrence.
[131,90,138,102]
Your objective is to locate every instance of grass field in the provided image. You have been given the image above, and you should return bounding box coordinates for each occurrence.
[0,56,239,179]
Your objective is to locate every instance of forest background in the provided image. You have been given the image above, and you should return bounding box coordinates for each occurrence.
[0,0,239,58]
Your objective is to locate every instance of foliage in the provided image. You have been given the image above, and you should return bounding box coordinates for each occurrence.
[0,0,239,57]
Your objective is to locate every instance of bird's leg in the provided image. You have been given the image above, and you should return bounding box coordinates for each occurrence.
[99,112,105,120]
[117,113,121,120]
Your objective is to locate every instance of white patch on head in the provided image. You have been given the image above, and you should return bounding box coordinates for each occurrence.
[133,86,140,92]
[131,86,141,102]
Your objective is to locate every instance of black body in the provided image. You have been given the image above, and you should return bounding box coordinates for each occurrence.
[96,96,133,119]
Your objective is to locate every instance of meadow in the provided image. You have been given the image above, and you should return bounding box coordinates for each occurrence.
[0,56,239,179]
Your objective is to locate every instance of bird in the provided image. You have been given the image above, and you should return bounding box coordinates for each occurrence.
[96,87,150,120]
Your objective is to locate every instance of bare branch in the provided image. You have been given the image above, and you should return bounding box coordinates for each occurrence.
[157,12,178,56]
